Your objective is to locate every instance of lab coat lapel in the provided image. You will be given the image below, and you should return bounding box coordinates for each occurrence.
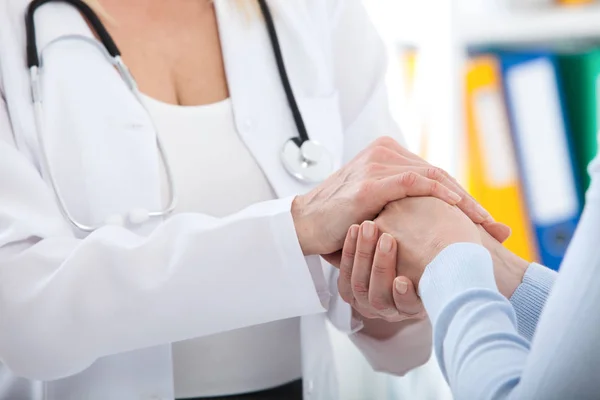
[214,0,343,199]
[215,0,300,199]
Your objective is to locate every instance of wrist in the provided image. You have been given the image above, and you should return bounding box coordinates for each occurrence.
[291,195,312,256]
[490,243,529,298]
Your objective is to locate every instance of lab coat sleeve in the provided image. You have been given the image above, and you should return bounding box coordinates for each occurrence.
[326,0,432,375]
[0,95,326,380]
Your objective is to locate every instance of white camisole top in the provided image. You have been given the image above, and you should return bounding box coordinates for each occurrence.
[142,94,302,399]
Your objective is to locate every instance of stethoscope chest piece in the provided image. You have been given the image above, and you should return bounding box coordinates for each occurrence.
[281,139,334,183]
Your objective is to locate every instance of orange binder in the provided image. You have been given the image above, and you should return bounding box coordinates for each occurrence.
[556,0,594,5]
[464,56,538,261]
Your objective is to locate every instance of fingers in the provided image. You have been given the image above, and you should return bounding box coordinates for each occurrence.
[338,225,359,304]
[393,276,424,317]
[367,233,398,317]
[361,136,509,246]
[351,221,379,309]
[396,166,511,243]
[370,167,508,244]
[428,168,495,225]
[337,221,426,323]
[360,137,497,227]
[482,221,512,243]
[373,172,462,206]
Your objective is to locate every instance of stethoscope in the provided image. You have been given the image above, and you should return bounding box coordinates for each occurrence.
[26,0,334,233]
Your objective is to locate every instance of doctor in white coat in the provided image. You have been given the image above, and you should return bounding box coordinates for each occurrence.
[0,0,508,399]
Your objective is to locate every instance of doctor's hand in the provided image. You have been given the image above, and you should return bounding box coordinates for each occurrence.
[336,222,426,322]
[291,137,509,259]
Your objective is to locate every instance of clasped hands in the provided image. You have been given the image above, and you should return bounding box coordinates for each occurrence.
[291,137,513,324]
[336,197,486,323]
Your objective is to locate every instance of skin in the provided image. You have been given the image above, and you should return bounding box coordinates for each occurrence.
[374,198,483,289]
[337,198,530,328]
[99,0,228,106]
[96,0,511,333]
[479,226,530,299]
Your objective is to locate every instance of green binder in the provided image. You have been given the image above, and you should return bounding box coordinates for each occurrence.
[557,45,600,201]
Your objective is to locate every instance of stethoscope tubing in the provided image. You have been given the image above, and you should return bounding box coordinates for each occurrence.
[25,0,327,233]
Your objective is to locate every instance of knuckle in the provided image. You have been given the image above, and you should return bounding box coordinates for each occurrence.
[439,167,452,179]
[367,145,396,163]
[355,248,374,260]
[371,262,390,276]
[355,181,374,202]
[426,167,445,182]
[341,248,356,260]
[400,171,419,187]
[368,146,386,162]
[430,180,441,193]
[352,281,369,296]
[374,136,397,148]
[364,162,385,176]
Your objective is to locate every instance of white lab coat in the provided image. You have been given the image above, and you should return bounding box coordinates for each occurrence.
[0,0,432,399]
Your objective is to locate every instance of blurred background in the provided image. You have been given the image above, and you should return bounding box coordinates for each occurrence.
[329,0,600,398]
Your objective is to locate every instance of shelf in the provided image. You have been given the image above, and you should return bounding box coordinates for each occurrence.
[387,4,600,47]
[461,5,600,46]
[366,1,430,47]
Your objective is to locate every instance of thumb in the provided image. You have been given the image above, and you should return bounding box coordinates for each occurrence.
[393,276,425,318]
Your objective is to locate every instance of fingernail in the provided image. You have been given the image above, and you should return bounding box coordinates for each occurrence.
[362,221,375,239]
[395,279,408,295]
[449,191,461,203]
[379,234,393,253]
[477,204,494,221]
[350,225,359,240]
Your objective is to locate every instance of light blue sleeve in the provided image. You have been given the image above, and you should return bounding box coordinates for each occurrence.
[417,153,600,400]
[509,263,556,341]
[419,243,529,400]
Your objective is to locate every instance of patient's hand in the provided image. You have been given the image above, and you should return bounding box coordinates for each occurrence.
[336,222,426,322]
[374,197,481,289]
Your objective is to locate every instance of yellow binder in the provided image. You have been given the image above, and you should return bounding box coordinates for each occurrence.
[464,56,538,261]
[399,47,431,160]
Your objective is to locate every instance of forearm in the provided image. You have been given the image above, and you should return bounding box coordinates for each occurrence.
[486,238,530,299]
[422,167,600,399]
[419,244,530,399]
